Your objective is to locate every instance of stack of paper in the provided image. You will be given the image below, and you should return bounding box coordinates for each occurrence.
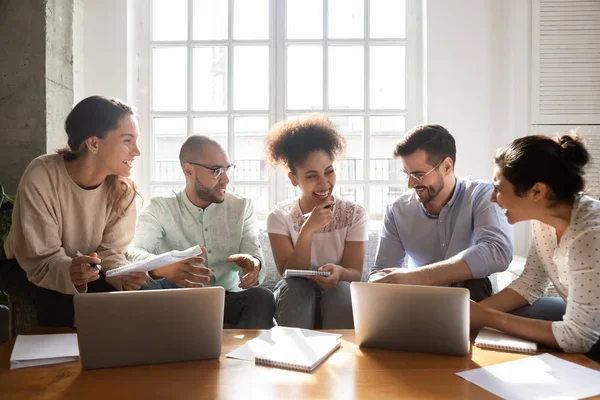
[226,326,341,372]
[10,334,79,369]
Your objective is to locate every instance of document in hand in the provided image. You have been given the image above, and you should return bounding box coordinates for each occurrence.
[105,245,203,277]
[456,353,600,400]
[226,326,342,372]
[10,334,79,369]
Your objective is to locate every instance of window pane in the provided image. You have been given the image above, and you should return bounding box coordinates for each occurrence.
[287,0,322,39]
[152,186,178,196]
[153,47,187,111]
[370,185,404,219]
[330,116,364,180]
[234,117,269,181]
[370,46,405,109]
[231,186,270,220]
[154,118,186,182]
[234,46,269,110]
[193,117,228,150]
[234,0,269,40]
[153,0,187,41]
[193,47,228,111]
[328,0,364,39]
[287,46,323,110]
[370,0,406,38]
[334,185,364,205]
[193,0,228,40]
[370,116,405,181]
[329,46,364,110]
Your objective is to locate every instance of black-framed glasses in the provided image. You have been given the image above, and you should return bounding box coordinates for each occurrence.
[400,158,444,184]
[186,162,236,178]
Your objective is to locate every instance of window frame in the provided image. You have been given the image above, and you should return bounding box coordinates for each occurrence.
[133,0,423,222]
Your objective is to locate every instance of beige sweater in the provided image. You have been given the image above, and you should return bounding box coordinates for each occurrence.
[4,154,136,294]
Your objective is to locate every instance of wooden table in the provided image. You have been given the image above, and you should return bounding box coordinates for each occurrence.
[1,330,599,399]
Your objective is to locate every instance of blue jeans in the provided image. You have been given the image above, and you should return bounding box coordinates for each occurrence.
[144,279,275,329]
[510,297,600,362]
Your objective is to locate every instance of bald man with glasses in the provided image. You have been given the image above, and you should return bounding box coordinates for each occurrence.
[127,135,275,328]
[369,124,513,302]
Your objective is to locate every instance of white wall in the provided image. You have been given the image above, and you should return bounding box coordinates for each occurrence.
[424,0,532,256]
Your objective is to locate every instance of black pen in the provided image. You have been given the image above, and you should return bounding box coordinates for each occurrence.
[75,250,101,272]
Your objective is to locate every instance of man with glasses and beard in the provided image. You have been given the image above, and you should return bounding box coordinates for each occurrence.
[127,135,275,328]
[369,124,513,301]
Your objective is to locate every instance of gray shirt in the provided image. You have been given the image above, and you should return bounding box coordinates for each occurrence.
[371,177,513,279]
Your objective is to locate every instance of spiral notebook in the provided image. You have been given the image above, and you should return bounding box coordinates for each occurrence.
[474,328,537,354]
[283,269,332,278]
[253,327,341,372]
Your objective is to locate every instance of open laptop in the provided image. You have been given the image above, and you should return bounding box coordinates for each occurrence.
[350,282,470,356]
[74,287,224,369]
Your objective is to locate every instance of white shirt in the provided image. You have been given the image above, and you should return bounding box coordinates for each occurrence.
[509,194,600,353]
[266,197,369,269]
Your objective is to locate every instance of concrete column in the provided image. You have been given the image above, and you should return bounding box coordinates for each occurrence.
[0,0,74,194]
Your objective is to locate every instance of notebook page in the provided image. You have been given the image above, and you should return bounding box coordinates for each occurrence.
[456,353,600,400]
[226,326,341,362]
[10,334,79,369]
[106,245,202,277]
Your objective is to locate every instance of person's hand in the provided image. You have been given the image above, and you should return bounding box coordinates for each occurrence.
[153,255,211,288]
[121,272,147,291]
[370,268,422,285]
[70,252,101,287]
[309,263,343,289]
[226,254,260,289]
[302,201,335,234]
[470,300,491,331]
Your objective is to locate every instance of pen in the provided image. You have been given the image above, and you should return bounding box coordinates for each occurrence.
[303,203,334,218]
[75,250,101,271]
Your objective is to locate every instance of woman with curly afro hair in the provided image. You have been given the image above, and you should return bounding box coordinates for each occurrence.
[265,116,368,329]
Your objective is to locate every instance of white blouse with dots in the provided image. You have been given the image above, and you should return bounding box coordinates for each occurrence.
[508,194,600,353]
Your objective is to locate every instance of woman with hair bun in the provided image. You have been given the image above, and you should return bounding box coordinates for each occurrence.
[265,116,368,329]
[2,95,146,327]
[471,134,600,361]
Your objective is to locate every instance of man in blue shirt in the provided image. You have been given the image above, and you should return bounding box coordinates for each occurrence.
[370,124,513,301]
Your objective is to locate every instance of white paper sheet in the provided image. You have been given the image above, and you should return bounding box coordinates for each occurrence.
[10,334,79,370]
[226,326,342,362]
[105,245,203,277]
[456,353,600,400]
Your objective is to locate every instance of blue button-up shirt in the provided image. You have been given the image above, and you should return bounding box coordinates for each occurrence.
[371,177,513,279]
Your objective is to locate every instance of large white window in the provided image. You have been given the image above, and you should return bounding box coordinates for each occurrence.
[137,0,422,222]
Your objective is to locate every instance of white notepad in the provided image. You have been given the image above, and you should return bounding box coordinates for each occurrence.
[283,269,332,278]
[106,245,203,277]
[456,353,600,400]
[474,328,537,354]
[10,334,79,369]
[254,327,341,372]
[226,326,342,372]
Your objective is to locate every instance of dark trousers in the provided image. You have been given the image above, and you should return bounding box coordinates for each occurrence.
[0,258,116,327]
[451,277,492,302]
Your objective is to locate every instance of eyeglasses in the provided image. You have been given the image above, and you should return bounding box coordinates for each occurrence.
[400,159,444,184]
[186,162,236,178]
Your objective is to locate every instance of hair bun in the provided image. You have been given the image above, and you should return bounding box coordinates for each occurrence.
[557,134,589,171]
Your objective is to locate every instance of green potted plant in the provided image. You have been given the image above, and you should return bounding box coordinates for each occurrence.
[0,184,15,260]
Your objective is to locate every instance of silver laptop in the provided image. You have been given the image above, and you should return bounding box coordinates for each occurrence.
[74,287,225,369]
[350,282,470,356]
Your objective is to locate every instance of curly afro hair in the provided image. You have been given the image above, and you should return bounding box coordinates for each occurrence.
[265,115,346,174]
